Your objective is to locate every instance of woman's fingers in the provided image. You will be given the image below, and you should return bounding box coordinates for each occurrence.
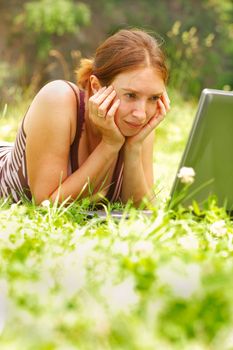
[98,90,117,117]
[106,99,120,118]
[161,89,171,111]
[91,85,113,105]
[144,99,166,133]
[153,98,166,119]
[137,101,166,141]
[157,98,166,118]
[88,87,124,147]
[89,86,117,119]
[93,86,107,97]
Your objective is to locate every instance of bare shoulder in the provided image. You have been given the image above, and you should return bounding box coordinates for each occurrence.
[24,80,79,140]
[36,80,78,101]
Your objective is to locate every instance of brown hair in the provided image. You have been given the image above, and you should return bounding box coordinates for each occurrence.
[76,28,168,91]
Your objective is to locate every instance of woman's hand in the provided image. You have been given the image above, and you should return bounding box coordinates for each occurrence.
[88,86,125,149]
[125,90,170,148]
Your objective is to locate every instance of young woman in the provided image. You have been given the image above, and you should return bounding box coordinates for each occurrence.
[0,28,170,206]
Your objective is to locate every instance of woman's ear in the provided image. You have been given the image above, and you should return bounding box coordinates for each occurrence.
[90,75,102,94]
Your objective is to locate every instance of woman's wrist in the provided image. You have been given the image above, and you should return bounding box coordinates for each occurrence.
[124,140,142,154]
[100,139,123,154]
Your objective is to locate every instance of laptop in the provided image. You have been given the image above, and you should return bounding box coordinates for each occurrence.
[169,88,233,212]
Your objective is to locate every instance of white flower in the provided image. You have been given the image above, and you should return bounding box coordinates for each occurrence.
[90,301,110,336]
[177,166,196,184]
[10,203,18,211]
[41,199,51,208]
[59,254,86,296]
[178,234,199,250]
[133,241,154,255]
[205,232,218,249]
[209,220,227,236]
[112,241,129,256]
[58,241,96,297]
[100,277,139,313]
[157,259,201,299]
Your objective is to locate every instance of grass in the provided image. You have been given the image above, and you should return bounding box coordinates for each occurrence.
[0,90,233,349]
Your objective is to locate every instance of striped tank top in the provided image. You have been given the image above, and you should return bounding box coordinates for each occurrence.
[0,81,124,203]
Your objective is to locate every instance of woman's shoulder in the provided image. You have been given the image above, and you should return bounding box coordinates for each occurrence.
[23,80,80,138]
[36,80,80,103]
[30,79,81,118]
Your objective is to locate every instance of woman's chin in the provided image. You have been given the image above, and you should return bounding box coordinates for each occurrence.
[118,124,141,137]
[116,119,143,137]
[123,131,139,137]
[120,127,141,137]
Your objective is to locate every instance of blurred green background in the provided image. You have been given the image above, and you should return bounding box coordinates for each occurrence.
[0,0,232,107]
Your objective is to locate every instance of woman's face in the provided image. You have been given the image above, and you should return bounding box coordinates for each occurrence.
[111,67,165,136]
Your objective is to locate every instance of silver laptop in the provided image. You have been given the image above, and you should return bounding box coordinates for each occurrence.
[169,88,233,211]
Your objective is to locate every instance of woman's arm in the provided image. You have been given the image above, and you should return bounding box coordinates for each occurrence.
[50,141,119,203]
[25,81,122,204]
[120,95,169,206]
[120,132,154,206]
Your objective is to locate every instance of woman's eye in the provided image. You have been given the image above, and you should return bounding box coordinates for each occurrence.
[150,96,160,102]
[125,93,136,99]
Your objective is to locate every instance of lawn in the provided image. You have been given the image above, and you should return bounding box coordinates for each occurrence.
[0,90,233,350]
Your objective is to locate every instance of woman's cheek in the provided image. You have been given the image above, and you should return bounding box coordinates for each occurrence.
[113,103,122,127]
[114,110,120,127]
[147,105,157,120]
[114,100,127,125]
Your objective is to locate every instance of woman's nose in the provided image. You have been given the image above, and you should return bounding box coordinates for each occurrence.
[132,102,147,122]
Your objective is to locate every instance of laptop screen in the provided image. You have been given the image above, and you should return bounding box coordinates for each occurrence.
[169,89,233,211]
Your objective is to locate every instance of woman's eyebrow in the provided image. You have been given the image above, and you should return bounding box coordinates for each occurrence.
[121,88,163,96]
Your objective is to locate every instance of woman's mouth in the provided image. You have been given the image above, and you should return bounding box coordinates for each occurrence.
[124,121,143,129]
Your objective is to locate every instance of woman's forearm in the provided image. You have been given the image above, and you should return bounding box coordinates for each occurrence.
[121,145,153,206]
[49,141,119,203]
